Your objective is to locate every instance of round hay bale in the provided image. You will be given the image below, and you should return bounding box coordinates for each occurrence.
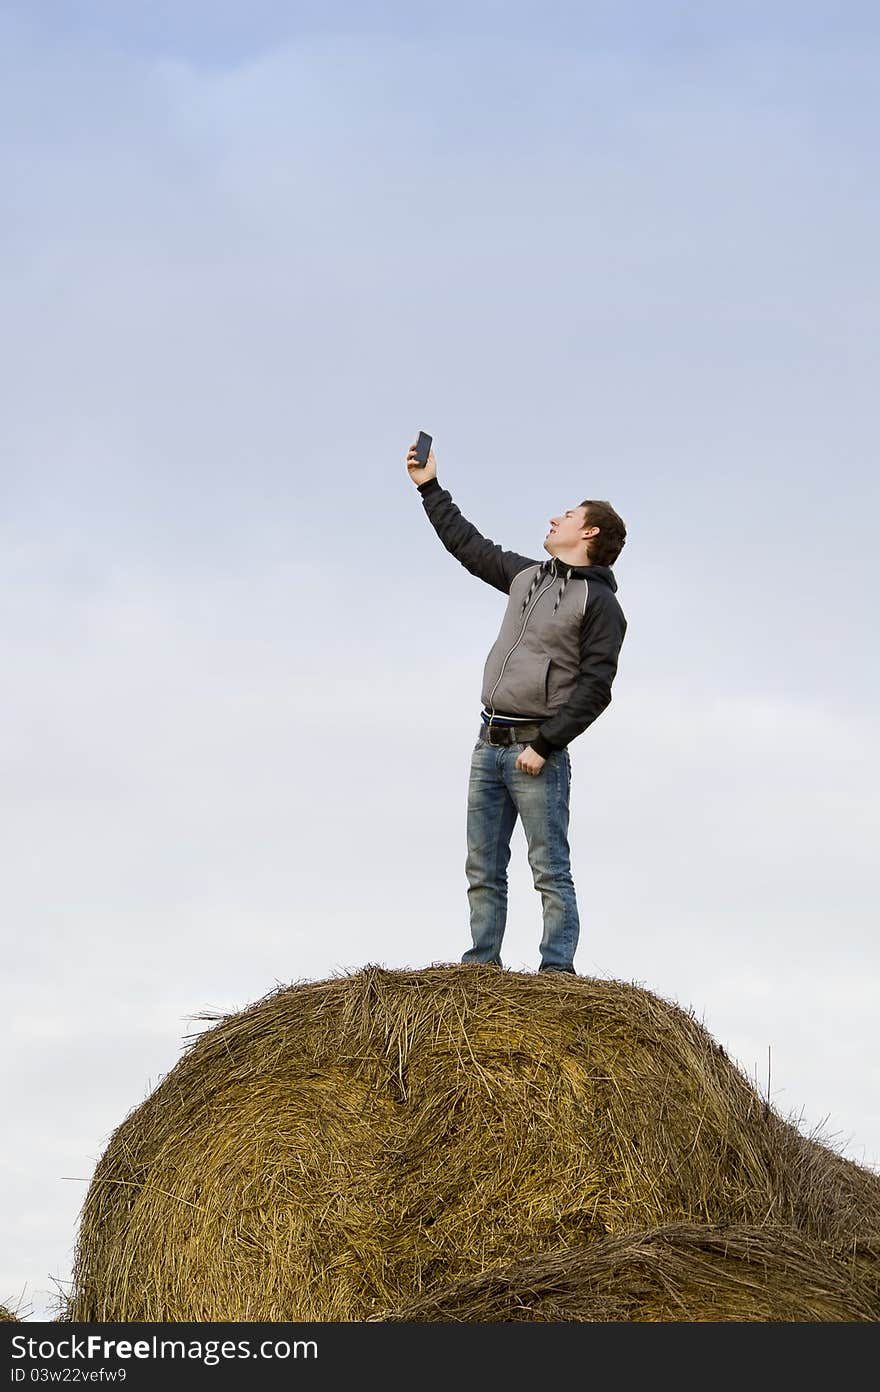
[377,1223,880,1321]
[67,965,880,1321]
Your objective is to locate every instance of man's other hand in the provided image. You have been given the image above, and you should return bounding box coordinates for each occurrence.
[515,746,547,777]
[406,439,437,485]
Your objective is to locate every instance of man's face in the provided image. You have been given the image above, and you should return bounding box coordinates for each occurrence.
[544,506,596,556]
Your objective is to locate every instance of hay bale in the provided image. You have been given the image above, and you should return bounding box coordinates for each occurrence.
[377,1223,880,1321]
[67,965,880,1321]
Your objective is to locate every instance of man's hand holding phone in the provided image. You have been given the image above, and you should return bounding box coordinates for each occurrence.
[407,432,436,486]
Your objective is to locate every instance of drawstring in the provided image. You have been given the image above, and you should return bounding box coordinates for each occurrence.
[520,560,572,617]
[519,560,551,616]
[554,565,572,612]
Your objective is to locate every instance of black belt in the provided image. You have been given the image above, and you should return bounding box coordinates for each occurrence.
[479,722,543,747]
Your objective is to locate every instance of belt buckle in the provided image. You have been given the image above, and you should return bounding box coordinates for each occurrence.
[486,724,506,746]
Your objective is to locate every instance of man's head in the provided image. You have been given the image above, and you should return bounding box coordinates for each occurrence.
[544,500,626,567]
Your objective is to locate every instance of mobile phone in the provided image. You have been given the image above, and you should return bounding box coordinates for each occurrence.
[415,431,432,466]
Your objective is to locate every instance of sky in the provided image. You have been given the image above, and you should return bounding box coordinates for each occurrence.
[2,1,879,1320]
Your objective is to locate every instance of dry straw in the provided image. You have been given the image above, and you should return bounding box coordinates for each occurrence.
[67,965,880,1321]
[378,1223,880,1322]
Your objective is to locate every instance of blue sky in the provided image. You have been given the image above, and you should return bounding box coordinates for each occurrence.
[2,2,879,1319]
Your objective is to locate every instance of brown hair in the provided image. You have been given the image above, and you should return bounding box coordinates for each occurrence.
[579,500,626,566]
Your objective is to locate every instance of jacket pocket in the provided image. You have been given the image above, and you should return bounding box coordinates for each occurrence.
[546,659,569,707]
[527,655,552,710]
[491,653,553,713]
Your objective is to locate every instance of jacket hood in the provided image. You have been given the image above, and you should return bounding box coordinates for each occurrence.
[550,557,618,593]
[519,556,617,619]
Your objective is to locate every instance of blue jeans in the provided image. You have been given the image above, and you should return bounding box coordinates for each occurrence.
[463,735,579,972]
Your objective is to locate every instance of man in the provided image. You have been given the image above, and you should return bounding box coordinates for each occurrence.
[407,437,627,975]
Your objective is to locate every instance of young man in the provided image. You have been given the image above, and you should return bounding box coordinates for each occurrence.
[407,437,627,975]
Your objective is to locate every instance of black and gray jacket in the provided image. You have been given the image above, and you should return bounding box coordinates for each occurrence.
[418,478,627,758]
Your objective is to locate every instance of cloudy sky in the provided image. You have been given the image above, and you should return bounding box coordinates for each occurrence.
[2,1,878,1319]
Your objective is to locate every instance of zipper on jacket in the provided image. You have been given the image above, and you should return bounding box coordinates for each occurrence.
[487,571,554,725]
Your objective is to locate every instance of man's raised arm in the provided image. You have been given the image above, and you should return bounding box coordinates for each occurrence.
[406,438,536,594]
